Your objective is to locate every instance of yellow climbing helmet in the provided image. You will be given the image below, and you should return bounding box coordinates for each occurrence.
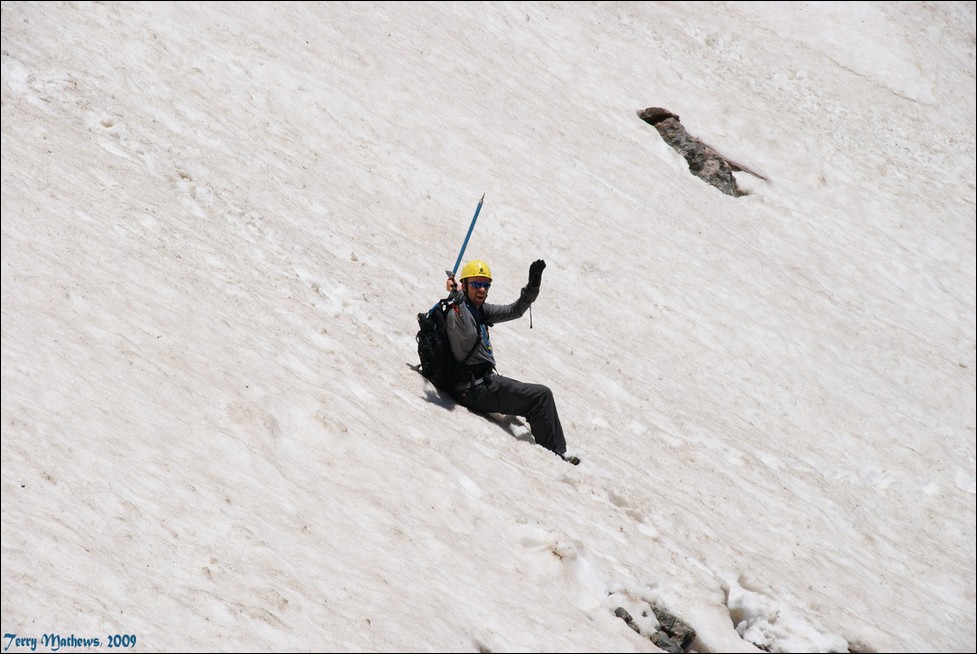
[459,259,492,281]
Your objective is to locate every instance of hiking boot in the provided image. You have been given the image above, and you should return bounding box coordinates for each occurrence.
[560,454,581,466]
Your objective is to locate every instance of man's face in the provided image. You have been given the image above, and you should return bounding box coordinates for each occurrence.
[465,277,491,307]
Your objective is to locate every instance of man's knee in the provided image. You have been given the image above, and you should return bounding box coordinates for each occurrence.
[523,383,557,415]
[534,383,555,402]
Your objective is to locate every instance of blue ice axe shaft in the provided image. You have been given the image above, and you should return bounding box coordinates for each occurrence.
[447,193,485,279]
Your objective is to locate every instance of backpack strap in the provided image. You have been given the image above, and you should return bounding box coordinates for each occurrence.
[460,301,495,379]
[444,298,481,367]
[459,336,480,366]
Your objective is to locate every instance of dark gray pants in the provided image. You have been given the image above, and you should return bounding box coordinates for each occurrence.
[455,374,567,456]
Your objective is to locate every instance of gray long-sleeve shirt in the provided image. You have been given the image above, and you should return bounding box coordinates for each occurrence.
[444,285,539,372]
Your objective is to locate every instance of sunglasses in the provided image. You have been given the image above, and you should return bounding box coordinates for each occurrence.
[468,281,491,290]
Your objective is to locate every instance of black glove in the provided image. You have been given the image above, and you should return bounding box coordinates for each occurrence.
[528,259,546,288]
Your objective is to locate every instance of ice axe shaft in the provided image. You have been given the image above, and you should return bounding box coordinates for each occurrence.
[449,193,485,278]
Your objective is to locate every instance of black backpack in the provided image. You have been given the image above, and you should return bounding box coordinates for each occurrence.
[416,298,479,391]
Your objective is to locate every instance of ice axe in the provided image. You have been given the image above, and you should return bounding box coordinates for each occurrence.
[446,193,485,287]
